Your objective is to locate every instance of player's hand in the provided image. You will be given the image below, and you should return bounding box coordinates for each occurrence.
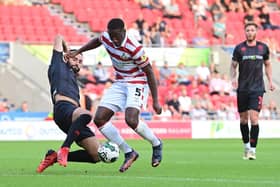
[269,82,275,91]
[231,80,238,90]
[153,101,162,115]
[65,50,79,59]
[63,54,69,62]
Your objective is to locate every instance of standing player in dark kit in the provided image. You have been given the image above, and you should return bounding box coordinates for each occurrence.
[36,35,101,173]
[67,18,163,172]
[230,22,275,160]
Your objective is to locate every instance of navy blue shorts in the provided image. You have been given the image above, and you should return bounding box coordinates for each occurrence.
[53,101,95,142]
[237,91,264,113]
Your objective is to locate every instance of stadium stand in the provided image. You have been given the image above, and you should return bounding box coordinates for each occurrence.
[0,3,88,43]
[0,0,279,46]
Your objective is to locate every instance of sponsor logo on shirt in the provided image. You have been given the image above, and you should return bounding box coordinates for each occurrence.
[242,55,263,60]
[121,53,129,60]
[141,55,147,62]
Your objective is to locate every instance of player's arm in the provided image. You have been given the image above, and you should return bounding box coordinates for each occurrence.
[53,35,68,52]
[230,60,238,81]
[142,64,162,114]
[51,35,69,64]
[264,60,275,91]
[67,37,102,57]
[230,60,238,89]
[77,37,102,53]
[62,39,69,53]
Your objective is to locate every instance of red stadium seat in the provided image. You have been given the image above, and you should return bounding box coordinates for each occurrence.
[0,4,90,44]
[62,2,74,13]
[3,33,17,41]
[76,11,90,22]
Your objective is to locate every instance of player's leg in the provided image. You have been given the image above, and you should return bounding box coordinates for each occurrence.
[237,92,250,159]
[64,123,100,163]
[125,84,162,167]
[36,132,99,173]
[94,106,138,172]
[247,110,259,160]
[94,83,139,172]
[37,101,76,172]
[239,111,250,159]
[125,107,162,167]
[61,107,92,148]
[94,106,132,153]
[69,135,100,163]
[247,91,264,160]
[57,105,92,167]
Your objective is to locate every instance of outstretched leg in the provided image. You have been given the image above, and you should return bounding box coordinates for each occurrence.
[94,106,138,172]
[125,107,162,167]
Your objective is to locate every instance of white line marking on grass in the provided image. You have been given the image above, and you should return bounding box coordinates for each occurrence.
[95,176,280,185]
[1,174,279,185]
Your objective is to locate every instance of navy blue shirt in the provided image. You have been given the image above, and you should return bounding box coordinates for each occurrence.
[232,41,269,92]
[48,50,80,104]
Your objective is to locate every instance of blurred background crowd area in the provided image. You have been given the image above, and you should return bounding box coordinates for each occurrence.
[1,60,279,121]
[75,60,280,121]
[0,0,279,121]
[0,0,279,48]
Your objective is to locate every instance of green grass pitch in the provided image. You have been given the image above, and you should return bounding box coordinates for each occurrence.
[0,139,279,187]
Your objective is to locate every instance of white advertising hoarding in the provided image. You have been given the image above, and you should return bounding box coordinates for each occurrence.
[0,121,65,141]
[0,120,280,140]
[192,120,280,139]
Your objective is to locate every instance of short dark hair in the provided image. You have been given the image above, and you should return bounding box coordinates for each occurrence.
[107,18,125,30]
[244,22,258,29]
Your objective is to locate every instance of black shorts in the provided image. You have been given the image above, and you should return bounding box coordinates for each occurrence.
[237,91,264,113]
[53,101,95,142]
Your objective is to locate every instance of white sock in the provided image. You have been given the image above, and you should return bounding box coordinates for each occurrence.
[134,120,160,147]
[250,147,256,153]
[244,142,250,150]
[99,121,132,153]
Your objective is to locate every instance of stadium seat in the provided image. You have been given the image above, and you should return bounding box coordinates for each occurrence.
[0,4,89,44]
[89,20,103,32]
[62,2,74,13]
[76,11,90,22]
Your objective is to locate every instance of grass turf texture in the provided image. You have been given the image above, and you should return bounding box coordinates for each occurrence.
[0,139,279,187]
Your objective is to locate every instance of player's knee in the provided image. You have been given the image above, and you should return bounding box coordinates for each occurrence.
[249,111,259,124]
[240,114,248,123]
[93,117,106,128]
[125,116,138,129]
[251,118,259,125]
[240,119,248,124]
[79,114,92,124]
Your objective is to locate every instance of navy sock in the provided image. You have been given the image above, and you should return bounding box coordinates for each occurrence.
[250,125,259,148]
[68,150,97,163]
[240,123,249,143]
[62,114,92,148]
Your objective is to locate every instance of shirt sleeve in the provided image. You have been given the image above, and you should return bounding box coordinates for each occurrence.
[232,46,240,62]
[132,47,150,68]
[50,50,64,65]
[263,44,270,61]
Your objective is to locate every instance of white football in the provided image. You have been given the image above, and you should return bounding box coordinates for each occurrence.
[98,141,120,163]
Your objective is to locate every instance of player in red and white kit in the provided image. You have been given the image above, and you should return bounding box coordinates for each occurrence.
[67,18,163,172]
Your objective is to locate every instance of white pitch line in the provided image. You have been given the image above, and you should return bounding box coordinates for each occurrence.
[1,174,279,185]
[94,175,280,185]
